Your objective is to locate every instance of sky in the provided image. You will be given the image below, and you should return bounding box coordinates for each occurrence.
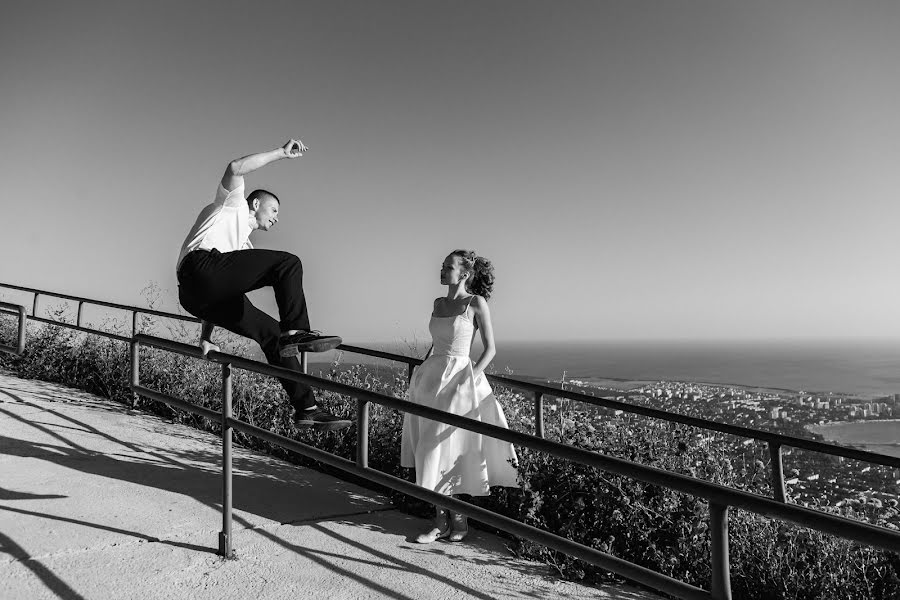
[2,1,900,344]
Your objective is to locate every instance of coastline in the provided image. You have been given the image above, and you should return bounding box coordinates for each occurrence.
[558,375,802,397]
[806,419,900,457]
[809,418,900,430]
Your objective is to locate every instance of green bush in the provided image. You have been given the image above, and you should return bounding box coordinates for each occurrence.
[0,309,898,600]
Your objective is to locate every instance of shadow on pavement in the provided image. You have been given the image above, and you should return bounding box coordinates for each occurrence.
[0,377,650,600]
[0,531,87,600]
[0,383,526,599]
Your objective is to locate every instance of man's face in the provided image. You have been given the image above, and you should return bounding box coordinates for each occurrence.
[255,198,280,231]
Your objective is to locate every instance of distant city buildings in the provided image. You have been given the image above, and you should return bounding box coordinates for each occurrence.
[550,377,900,519]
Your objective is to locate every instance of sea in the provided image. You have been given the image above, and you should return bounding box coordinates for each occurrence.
[318,338,900,454]
[333,338,900,396]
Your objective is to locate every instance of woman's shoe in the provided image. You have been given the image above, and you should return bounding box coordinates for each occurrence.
[448,512,468,542]
[415,508,450,544]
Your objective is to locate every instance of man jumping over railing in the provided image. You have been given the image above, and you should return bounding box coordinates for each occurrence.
[176,138,351,430]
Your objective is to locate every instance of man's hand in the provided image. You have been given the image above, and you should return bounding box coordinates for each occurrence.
[222,139,309,191]
[283,138,309,159]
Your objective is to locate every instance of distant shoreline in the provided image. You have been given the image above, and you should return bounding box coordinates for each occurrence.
[531,374,804,397]
[810,418,900,430]
[806,420,900,456]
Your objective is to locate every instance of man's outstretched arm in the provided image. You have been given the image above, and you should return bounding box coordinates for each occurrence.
[221,138,308,192]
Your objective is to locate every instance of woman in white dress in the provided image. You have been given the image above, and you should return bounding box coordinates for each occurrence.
[401,249,518,543]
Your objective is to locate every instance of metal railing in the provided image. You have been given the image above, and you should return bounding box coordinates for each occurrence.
[341,344,900,503]
[3,281,900,598]
[4,280,899,499]
[0,282,197,343]
[131,333,900,600]
[4,281,900,496]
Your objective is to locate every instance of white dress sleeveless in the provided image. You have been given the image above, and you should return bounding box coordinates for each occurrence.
[400,299,518,496]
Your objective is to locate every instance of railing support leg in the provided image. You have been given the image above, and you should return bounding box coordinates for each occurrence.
[407,363,414,384]
[768,442,787,503]
[0,303,28,356]
[219,363,234,558]
[357,398,369,468]
[710,502,732,600]
[301,351,308,374]
[16,305,26,355]
[129,340,140,408]
[535,392,544,438]
[76,301,84,328]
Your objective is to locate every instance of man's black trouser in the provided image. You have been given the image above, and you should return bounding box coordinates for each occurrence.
[177,248,315,411]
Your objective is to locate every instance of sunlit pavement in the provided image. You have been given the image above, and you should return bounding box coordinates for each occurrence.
[0,371,661,600]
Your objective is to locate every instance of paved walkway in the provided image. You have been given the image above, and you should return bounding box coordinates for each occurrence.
[0,371,661,600]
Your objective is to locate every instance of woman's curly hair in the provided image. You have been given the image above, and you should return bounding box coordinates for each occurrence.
[450,249,495,300]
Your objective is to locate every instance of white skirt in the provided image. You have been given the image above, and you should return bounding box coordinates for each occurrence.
[401,354,518,496]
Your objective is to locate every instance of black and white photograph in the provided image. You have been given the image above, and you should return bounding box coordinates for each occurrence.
[1,2,899,599]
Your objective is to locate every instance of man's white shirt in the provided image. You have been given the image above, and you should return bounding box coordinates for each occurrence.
[177,181,253,270]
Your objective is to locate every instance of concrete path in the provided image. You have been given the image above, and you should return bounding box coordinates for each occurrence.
[0,371,661,600]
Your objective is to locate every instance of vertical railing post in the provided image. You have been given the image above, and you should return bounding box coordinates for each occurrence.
[16,305,26,355]
[219,362,234,558]
[130,339,140,408]
[76,301,84,328]
[32,293,39,318]
[300,351,308,374]
[357,398,370,468]
[534,392,545,438]
[132,311,139,338]
[407,362,414,384]
[710,502,732,600]
[768,441,787,503]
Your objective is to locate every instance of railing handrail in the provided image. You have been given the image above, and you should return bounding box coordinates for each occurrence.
[3,281,899,470]
[487,375,900,468]
[347,344,900,469]
[0,281,198,323]
[130,359,710,600]
[133,333,900,552]
[130,332,900,600]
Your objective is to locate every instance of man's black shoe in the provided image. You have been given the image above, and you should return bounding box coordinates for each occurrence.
[278,330,342,356]
[294,408,352,430]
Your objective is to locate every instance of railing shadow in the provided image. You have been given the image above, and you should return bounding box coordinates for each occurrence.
[0,487,66,501]
[0,531,87,600]
[0,505,213,554]
[309,520,637,600]
[0,383,386,525]
[0,425,383,528]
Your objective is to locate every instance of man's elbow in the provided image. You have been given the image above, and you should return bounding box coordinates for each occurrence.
[226,160,241,177]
